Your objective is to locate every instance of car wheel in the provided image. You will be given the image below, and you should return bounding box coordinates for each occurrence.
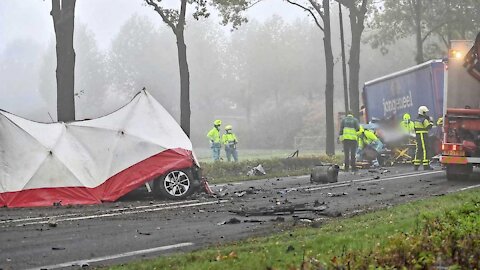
[154,170,193,199]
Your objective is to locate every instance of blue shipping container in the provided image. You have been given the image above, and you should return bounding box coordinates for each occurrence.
[363,60,444,122]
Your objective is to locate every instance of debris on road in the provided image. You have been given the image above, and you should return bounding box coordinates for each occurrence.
[217,217,241,225]
[234,191,246,197]
[47,217,57,228]
[51,247,65,251]
[310,164,339,183]
[247,164,266,176]
[327,192,348,197]
[357,187,367,191]
[136,229,152,236]
[231,203,327,217]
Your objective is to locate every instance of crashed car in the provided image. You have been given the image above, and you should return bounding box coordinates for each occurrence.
[0,90,201,208]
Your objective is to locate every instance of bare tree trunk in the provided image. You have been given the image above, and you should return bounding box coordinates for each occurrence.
[176,31,191,137]
[51,0,76,122]
[339,2,349,113]
[176,0,191,137]
[323,0,335,156]
[348,10,364,119]
[414,0,424,64]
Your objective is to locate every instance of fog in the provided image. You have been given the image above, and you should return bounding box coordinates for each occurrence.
[0,0,426,150]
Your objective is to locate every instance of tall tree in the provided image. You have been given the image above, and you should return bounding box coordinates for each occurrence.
[336,0,368,119]
[51,0,76,122]
[144,0,249,137]
[285,0,336,155]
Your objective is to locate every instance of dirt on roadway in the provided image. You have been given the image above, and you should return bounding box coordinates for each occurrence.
[1,166,479,270]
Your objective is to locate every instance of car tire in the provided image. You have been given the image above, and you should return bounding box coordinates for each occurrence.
[154,169,194,199]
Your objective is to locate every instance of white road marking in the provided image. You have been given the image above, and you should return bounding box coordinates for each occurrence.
[1,200,199,225]
[457,183,480,191]
[305,171,443,191]
[26,242,194,270]
[16,200,229,227]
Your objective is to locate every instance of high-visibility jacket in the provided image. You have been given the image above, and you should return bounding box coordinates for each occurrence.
[414,115,433,134]
[358,129,379,150]
[222,132,238,147]
[207,127,221,144]
[400,120,415,134]
[339,114,360,141]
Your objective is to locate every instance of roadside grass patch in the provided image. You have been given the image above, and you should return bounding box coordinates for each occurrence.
[105,189,480,270]
[200,155,342,184]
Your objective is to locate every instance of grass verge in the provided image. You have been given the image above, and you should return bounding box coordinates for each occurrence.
[200,155,343,184]
[106,189,480,270]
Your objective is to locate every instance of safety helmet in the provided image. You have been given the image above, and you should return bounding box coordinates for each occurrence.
[214,119,222,126]
[418,106,429,115]
[403,113,411,121]
[437,117,443,126]
[225,125,232,130]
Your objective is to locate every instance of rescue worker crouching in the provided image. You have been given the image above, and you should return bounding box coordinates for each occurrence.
[357,126,383,167]
[222,125,238,162]
[207,119,222,161]
[413,106,434,170]
[339,111,360,172]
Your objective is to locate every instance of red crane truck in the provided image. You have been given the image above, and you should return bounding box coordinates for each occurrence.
[441,36,480,180]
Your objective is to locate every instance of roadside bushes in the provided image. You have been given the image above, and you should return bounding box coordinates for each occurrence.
[333,199,480,269]
[200,155,342,184]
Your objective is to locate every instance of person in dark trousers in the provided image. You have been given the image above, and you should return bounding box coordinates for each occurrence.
[413,106,434,170]
[339,111,360,172]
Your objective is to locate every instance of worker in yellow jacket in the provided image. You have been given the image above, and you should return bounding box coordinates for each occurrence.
[400,113,415,135]
[222,125,238,162]
[357,126,383,167]
[207,120,222,161]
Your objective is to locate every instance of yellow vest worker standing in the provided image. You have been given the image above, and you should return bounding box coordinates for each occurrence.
[207,120,222,161]
[222,125,238,162]
[413,106,434,170]
[339,111,360,172]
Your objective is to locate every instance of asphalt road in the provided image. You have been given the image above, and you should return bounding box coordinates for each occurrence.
[1,166,479,270]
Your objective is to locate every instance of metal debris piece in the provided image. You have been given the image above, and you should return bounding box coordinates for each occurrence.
[327,192,348,197]
[247,164,266,176]
[217,217,241,225]
[47,217,57,228]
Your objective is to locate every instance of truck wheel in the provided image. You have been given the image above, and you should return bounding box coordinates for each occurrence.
[153,170,194,199]
[446,164,473,181]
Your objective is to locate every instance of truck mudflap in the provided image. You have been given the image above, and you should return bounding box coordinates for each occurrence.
[441,156,480,165]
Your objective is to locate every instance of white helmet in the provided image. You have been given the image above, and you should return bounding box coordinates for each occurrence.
[418,106,429,115]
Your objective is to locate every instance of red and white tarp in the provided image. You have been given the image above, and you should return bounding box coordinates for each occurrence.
[0,91,195,208]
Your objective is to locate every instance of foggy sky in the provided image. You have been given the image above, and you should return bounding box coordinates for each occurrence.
[0,0,305,51]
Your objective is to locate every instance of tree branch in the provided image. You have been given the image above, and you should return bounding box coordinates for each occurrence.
[421,19,456,43]
[286,0,324,31]
[145,0,177,33]
[308,0,324,20]
[246,0,262,9]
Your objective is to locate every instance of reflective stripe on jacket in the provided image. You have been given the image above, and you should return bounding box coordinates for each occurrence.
[222,133,238,145]
[414,115,433,134]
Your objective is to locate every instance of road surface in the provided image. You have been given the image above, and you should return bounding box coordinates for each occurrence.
[0,166,479,270]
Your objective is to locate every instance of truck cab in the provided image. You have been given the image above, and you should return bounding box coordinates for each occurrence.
[441,38,480,180]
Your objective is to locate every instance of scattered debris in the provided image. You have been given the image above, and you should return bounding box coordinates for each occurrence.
[271,217,285,222]
[373,176,380,179]
[310,164,340,183]
[433,193,445,197]
[216,251,238,261]
[217,217,241,225]
[231,204,327,217]
[286,245,295,253]
[327,192,348,197]
[313,200,325,207]
[136,229,152,236]
[53,201,62,207]
[51,247,65,251]
[234,191,247,197]
[370,192,382,195]
[357,187,367,191]
[47,217,57,228]
[247,164,266,176]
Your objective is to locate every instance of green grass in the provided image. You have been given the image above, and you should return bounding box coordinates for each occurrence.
[105,189,480,270]
[199,155,343,184]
